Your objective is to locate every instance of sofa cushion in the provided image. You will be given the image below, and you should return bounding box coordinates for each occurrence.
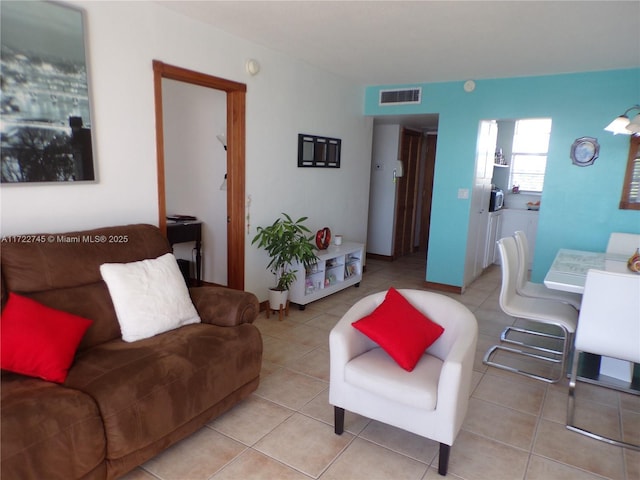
[65,323,262,461]
[100,253,201,342]
[26,282,123,352]
[0,224,172,349]
[1,373,106,480]
[0,224,171,294]
[1,293,92,383]
[344,347,443,410]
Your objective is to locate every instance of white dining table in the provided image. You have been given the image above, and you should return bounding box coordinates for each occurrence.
[543,248,630,294]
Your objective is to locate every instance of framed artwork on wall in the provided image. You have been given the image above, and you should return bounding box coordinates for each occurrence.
[0,1,96,184]
[298,134,341,168]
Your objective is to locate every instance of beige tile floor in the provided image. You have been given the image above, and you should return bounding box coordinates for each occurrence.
[121,253,640,480]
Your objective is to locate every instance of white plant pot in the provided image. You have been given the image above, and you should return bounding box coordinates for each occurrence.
[268,289,289,310]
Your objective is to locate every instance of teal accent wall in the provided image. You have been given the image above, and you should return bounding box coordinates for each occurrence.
[365,69,640,287]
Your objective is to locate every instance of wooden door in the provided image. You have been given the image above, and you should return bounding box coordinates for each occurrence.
[394,128,422,258]
[419,134,437,252]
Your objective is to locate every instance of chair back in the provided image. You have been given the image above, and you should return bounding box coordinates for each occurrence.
[606,232,640,255]
[513,231,529,292]
[497,236,520,313]
[576,269,640,363]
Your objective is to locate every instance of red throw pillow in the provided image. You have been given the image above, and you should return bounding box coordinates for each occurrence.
[352,288,444,371]
[1,293,92,383]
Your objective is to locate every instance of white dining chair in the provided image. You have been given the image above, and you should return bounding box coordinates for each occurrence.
[606,232,640,255]
[484,236,579,383]
[566,269,640,450]
[513,231,582,310]
[330,289,478,476]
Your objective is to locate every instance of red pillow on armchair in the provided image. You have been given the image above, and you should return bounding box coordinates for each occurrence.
[351,287,444,371]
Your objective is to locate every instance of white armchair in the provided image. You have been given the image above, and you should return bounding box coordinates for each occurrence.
[329,289,478,476]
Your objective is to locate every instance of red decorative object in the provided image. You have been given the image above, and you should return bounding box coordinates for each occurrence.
[315,227,331,250]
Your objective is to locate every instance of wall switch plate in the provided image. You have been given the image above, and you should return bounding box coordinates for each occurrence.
[457,188,469,199]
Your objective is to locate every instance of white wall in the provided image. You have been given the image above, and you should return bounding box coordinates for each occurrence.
[366,124,400,255]
[163,79,227,285]
[0,1,373,301]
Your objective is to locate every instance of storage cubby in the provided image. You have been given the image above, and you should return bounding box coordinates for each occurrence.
[289,242,364,308]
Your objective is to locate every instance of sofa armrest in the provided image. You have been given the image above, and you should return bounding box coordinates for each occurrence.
[189,287,259,327]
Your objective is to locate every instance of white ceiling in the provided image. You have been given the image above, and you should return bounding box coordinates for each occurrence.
[157,1,640,85]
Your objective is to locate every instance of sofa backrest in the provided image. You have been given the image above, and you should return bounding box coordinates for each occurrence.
[1,224,171,350]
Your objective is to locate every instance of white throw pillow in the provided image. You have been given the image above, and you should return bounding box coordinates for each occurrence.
[100,252,201,342]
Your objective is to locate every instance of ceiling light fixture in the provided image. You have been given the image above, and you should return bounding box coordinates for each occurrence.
[604,105,640,135]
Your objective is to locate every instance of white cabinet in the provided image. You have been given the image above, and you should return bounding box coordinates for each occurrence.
[289,242,364,308]
[484,211,503,268]
[498,209,539,268]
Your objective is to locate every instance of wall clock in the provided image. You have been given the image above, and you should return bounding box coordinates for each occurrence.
[570,137,599,167]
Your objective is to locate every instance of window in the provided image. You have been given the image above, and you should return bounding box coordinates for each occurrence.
[620,135,640,210]
[509,118,552,192]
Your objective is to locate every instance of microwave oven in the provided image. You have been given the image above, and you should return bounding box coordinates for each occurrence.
[489,188,504,212]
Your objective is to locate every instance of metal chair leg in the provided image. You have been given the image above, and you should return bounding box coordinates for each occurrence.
[483,326,571,384]
[501,326,564,356]
[566,350,640,451]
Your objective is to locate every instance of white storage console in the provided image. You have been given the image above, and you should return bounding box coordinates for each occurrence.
[289,242,364,308]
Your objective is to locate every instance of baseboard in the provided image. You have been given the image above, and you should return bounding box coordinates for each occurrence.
[424,281,463,295]
[366,253,393,261]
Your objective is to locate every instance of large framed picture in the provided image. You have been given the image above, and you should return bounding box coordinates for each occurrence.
[0,1,96,183]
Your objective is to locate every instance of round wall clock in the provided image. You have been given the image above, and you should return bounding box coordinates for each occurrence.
[570,137,599,167]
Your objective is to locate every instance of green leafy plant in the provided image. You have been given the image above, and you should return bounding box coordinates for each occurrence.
[252,213,318,291]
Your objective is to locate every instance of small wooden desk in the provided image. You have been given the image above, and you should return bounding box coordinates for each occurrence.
[166,221,202,285]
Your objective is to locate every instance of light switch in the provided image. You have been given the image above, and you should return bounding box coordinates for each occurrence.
[457,188,469,199]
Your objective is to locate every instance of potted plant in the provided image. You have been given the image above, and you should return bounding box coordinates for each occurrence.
[252,213,319,310]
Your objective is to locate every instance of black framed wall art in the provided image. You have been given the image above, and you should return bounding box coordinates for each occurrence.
[298,134,341,168]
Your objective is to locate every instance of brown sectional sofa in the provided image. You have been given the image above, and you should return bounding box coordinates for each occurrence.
[1,224,262,480]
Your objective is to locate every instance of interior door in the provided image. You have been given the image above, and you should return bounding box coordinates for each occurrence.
[419,133,437,252]
[394,128,422,258]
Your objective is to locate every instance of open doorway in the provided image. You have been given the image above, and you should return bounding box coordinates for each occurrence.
[367,114,438,280]
[153,61,247,290]
[162,79,227,286]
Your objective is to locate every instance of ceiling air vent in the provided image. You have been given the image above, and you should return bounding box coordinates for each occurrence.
[379,87,422,106]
